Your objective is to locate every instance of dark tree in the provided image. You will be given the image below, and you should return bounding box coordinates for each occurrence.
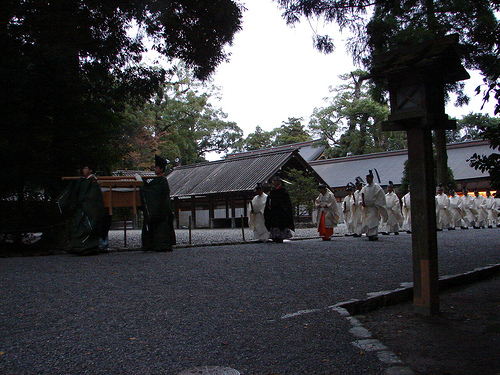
[451,113,500,143]
[0,0,243,200]
[276,0,500,113]
[274,117,312,146]
[468,122,500,193]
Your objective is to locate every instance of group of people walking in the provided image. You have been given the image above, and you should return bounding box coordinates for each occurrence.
[340,170,392,241]
[61,157,498,253]
[248,175,295,243]
[342,177,499,239]
[436,185,500,230]
[250,170,399,242]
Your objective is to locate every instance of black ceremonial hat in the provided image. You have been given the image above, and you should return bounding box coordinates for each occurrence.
[155,154,168,169]
[255,182,264,190]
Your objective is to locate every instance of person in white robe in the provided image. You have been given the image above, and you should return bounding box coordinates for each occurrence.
[484,190,499,227]
[360,171,388,241]
[352,178,364,237]
[496,195,500,227]
[248,183,270,241]
[448,187,464,229]
[472,190,488,228]
[315,184,340,241]
[402,187,412,233]
[435,185,451,230]
[460,186,475,229]
[382,181,403,234]
[342,183,356,236]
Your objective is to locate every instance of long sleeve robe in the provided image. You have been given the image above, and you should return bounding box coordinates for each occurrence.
[352,189,364,235]
[384,191,403,233]
[315,189,340,228]
[402,192,411,231]
[249,193,270,240]
[460,194,476,227]
[472,195,488,227]
[342,194,355,234]
[140,175,176,251]
[57,175,105,254]
[264,185,294,240]
[448,193,464,228]
[360,182,388,236]
[435,193,451,229]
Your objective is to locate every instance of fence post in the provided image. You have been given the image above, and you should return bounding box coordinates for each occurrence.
[123,216,127,248]
[241,215,245,242]
[188,215,192,245]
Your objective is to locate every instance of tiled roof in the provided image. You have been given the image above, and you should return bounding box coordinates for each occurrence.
[310,140,494,189]
[167,148,319,198]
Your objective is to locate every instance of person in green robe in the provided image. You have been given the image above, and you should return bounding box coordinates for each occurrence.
[57,163,106,255]
[140,155,176,252]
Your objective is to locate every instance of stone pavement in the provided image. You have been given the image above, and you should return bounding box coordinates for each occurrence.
[0,228,499,374]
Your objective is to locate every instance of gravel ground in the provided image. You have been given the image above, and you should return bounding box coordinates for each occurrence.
[108,225,347,249]
[1,227,499,375]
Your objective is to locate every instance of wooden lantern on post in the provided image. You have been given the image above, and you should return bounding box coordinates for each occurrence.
[377,34,470,131]
[370,34,469,315]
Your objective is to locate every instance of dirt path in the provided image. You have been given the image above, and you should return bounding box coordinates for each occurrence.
[357,276,500,375]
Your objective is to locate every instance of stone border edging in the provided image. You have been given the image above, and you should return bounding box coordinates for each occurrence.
[337,263,500,316]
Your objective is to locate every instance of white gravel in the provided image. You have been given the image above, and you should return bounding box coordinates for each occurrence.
[108,224,349,249]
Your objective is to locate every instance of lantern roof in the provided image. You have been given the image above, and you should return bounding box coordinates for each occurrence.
[370,34,470,83]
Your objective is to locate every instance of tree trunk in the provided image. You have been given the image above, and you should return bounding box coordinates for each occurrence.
[434,129,448,188]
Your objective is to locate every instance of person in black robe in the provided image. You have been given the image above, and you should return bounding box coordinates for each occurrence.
[140,155,176,252]
[57,163,106,255]
[264,175,295,242]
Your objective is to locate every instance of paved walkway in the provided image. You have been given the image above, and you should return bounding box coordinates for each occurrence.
[1,228,499,374]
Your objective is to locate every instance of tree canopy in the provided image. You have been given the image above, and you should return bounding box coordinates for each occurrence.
[286,168,318,217]
[309,70,405,157]
[237,126,276,151]
[234,117,311,152]
[276,0,500,113]
[0,0,243,199]
[451,113,500,143]
[123,64,243,170]
[274,117,312,146]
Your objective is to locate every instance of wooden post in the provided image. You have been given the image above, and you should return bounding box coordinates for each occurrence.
[173,197,180,229]
[209,198,215,229]
[188,215,192,245]
[407,127,440,315]
[241,215,245,242]
[132,186,138,229]
[123,217,127,249]
[108,186,114,215]
[435,129,448,187]
[371,34,469,316]
[190,196,196,229]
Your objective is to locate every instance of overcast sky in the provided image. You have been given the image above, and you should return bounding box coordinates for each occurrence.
[208,0,497,143]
